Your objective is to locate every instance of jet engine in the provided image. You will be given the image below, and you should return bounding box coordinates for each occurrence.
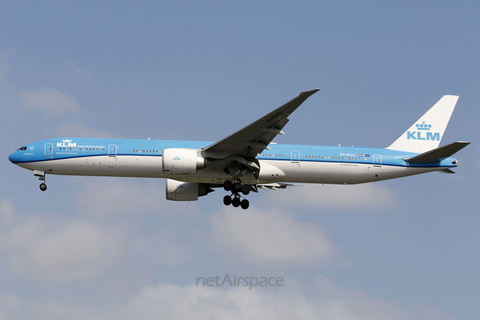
[162,148,206,175]
[166,179,213,201]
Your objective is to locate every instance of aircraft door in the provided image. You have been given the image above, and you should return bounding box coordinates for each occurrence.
[373,154,382,167]
[106,144,118,170]
[44,143,53,156]
[291,150,300,163]
[108,144,117,157]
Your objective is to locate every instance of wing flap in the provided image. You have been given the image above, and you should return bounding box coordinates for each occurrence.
[258,183,295,190]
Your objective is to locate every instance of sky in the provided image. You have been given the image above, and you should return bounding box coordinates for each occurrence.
[0,1,479,319]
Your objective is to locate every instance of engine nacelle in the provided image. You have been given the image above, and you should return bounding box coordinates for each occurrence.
[162,148,206,175]
[166,179,213,201]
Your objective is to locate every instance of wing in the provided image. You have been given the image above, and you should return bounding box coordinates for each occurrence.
[203,89,320,160]
[201,89,320,179]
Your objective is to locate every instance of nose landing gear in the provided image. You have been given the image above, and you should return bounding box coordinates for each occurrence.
[34,170,47,192]
[223,180,251,210]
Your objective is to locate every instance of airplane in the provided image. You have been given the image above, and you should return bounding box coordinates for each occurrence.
[8,89,470,210]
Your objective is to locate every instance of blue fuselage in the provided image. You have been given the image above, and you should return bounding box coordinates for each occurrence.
[9,137,457,185]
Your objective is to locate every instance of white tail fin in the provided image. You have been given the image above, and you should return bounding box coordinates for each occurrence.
[386,95,459,153]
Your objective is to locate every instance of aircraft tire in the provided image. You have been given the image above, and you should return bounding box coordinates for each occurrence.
[241,185,250,195]
[223,181,232,191]
[240,199,249,210]
[233,183,242,193]
[39,183,47,191]
[223,195,232,206]
[232,197,241,207]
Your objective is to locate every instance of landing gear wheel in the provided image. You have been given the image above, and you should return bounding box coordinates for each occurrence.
[223,181,232,191]
[233,183,242,193]
[240,199,249,210]
[39,183,47,191]
[232,197,241,207]
[241,185,250,195]
[223,195,232,206]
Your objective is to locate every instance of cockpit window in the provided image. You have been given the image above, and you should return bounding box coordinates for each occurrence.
[16,146,27,151]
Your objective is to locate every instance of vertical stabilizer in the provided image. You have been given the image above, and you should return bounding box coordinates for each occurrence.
[386,95,459,153]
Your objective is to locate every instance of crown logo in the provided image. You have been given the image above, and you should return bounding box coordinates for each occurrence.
[415,122,432,131]
[63,139,72,142]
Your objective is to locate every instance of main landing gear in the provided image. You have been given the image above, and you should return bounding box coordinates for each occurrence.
[222,180,251,210]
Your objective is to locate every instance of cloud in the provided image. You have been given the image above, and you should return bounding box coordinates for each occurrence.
[0,195,197,286]
[14,279,457,320]
[0,198,17,225]
[0,293,20,320]
[57,123,120,138]
[21,88,80,115]
[0,214,125,283]
[210,207,334,266]
[263,183,399,210]
[75,179,199,218]
[131,229,195,267]
[68,61,93,83]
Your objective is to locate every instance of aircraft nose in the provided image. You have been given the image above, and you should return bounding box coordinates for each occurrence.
[8,151,23,164]
[9,152,18,163]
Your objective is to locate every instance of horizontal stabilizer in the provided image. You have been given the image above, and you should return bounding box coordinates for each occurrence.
[439,168,456,174]
[403,141,470,163]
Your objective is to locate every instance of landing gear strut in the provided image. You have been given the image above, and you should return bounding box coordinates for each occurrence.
[223,180,251,210]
